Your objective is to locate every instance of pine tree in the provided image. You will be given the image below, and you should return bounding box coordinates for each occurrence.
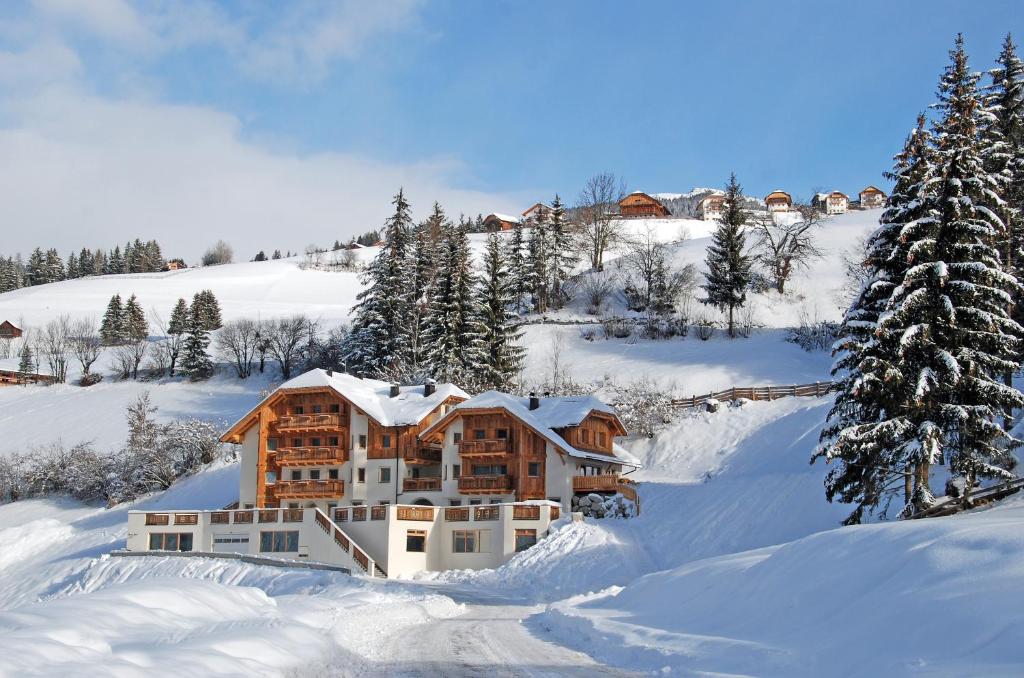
[472,233,526,389]
[254,250,267,262]
[78,248,94,276]
[272,249,282,260]
[168,298,189,336]
[701,174,753,337]
[180,306,213,380]
[65,252,79,280]
[423,216,476,381]
[343,189,415,375]
[124,294,149,341]
[17,342,33,378]
[547,195,576,307]
[108,246,124,274]
[26,248,45,286]
[527,216,550,313]
[506,218,529,313]
[44,248,64,283]
[409,203,443,366]
[816,114,938,522]
[190,289,222,331]
[100,294,126,345]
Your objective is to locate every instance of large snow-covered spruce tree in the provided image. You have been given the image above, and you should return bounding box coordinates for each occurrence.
[423,215,476,382]
[343,190,415,376]
[701,174,752,338]
[472,233,526,390]
[817,114,937,522]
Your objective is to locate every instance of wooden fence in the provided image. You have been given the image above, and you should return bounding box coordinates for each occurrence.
[671,381,836,410]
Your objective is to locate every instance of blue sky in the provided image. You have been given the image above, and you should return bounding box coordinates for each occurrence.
[0,1,1021,258]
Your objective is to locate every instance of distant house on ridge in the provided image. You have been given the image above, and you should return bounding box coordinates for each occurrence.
[764,190,793,213]
[483,213,522,231]
[618,192,670,218]
[0,320,22,339]
[859,186,886,209]
[812,191,849,215]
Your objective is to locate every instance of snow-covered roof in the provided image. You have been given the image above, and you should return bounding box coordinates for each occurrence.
[487,213,521,224]
[427,390,638,467]
[224,369,469,438]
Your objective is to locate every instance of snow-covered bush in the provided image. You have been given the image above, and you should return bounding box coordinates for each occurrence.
[607,376,677,438]
[695,315,716,340]
[601,316,631,339]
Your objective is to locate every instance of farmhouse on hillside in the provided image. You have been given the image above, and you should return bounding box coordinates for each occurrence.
[618,192,671,218]
[698,193,726,221]
[812,191,849,215]
[126,369,639,577]
[483,213,522,231]
[764,190,793,212]
[859,185,886,208]
[521,202,551,225]
[0,320,22,339]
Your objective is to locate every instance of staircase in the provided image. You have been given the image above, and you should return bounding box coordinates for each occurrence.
[311,509,387,577]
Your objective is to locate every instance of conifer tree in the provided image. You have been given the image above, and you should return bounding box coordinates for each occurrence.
[506,218,529,313]
[343,189,415,375]
[547,196,576,307]
[180,306,213,380]
[44,248,64,283]
[190,290,222,331]
[78,248,94,276]
[817,114,938,522]
[254,251,267,262]
[423,216,475,381]
[108,246,124,274]
[472,233,526,389]
[26,248,45,286]
[527,216,550,313]
[410,203,443,367]
[168,298,189,336]
[272,249,282,260]
[701,174,753,337]
[124,294,148,341]
[66,252,78,279]
[17,342,33,378]
[100,294,126,345]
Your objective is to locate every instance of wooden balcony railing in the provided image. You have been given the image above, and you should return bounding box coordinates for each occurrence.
[512,505,540,520]
[371,505,387,520]
[572,475,620,492]
[275,446,348,466]
[458,475,513,493]
[458,439,511,455]
[473,506,499,521]
[403,445,442,465]
[145,513,169,526]
[444,507,470,521]
[270,479,344,500]
[276,414,343,430]
[397,506,435,521]
[210,511,230,524]
[173,513,198,525]
[233,510,254,523]
[403,477,441,492]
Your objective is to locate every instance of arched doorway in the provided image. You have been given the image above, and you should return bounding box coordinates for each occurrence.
[412,498,434,507]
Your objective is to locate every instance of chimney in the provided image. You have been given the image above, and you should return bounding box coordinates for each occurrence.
[424,379,436,397]
[529,392,540,411]
[389,384,400,398]
[326,369,333,377]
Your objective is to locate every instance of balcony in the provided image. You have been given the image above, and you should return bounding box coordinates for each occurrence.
[270,479,344,500]
[458,439,511,456]
[403,445,442,465]
[276,413,344,431]
[403,477,441,492]
[572,475,620,493]
[458,474,513,494]
[275,446,348,466]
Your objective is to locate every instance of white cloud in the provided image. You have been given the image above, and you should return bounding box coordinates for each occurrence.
[0,86,521,261]
[32,0,154,46]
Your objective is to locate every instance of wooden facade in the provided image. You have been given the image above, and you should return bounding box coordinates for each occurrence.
[859,186,886,208]
[483,213,521,231]
[0,321,22,339]
[521,203,551,224]
[618,192,670,218]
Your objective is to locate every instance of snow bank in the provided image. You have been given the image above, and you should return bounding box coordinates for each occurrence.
[535,495,1024,676]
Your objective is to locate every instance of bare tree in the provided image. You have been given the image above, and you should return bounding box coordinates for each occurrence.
[578,270,618,314]
[750,205,825,294]
[201,239,234,266]
[620,227,696,317]
[837,230,873,308]
[216,318,260,378]
[149,309,184,377]
[40,316,73,383]
[70,317,102,380]
[266,315,316,379]
[113,339,148,380]
[576,172,627,271]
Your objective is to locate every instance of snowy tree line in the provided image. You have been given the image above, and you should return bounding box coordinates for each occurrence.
[817,34,1024,523]
[0,392,227,505]
[0,239,170,292]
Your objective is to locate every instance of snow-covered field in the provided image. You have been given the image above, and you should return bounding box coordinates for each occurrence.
[4,206,1022,676]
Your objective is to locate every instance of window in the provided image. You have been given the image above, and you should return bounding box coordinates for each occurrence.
[329,403,340,413]
[581,429,590,444]
[453,432,462,444]
[547,497,561,504]
[310,437,321,447]
[474,464,507,476]
[515,529,537,552]
[357,467,366,483]
[406,530,426,552]
[378,500,390,506]
[474,429,486,440]
[292,438,302,447]
[469,499,482,505]
[260,531,299,552]
[294,406,304,415]
[453,530,478,553]
[378,467,391,483]
[290,470,302,481]
[382,434,392,449]
[528,462,541,477]
[265,471,277,484]
[149,533,193,552]
[309,469,321,480]
[266,438,277,451]
[496,429,508,439]
[312,404,322,414]
[328,469,339,480]
[328,436,339,447]
[452,464,461,478]
[359,435,367,449]
[449,499,462,506]
[489,499,501,504]
[599,432,607,446]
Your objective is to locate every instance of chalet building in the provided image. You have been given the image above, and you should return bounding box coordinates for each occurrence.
[125,369,639,577]
[0,320,22,339]
[859,186,886,209]
[521,203,551,225]
[764,190,793,213]
[165,261,186,271]
[618,192,671,218]
[699,194,726,221]
[483,213,522,231]
[812,191,849,215]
